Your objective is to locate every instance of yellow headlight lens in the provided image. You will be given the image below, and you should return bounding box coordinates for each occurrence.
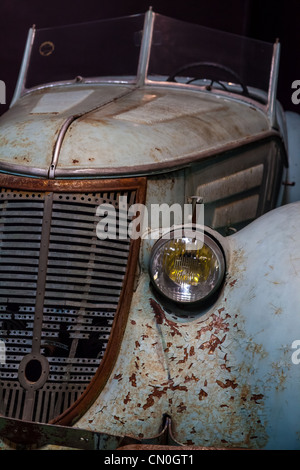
[163,239,217,286]
[150,230,225,305]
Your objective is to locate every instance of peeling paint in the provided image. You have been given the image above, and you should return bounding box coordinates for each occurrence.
[69,203,300,450]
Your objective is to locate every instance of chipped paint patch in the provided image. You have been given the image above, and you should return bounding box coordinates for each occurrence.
[75,270,269,449]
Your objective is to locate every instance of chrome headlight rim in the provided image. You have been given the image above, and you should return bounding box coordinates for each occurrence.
[149,226,226,308]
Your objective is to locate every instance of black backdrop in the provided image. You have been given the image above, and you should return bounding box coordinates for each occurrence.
[0,0,299,116]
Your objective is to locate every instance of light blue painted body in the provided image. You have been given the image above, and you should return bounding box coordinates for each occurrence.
[73,198,300,450]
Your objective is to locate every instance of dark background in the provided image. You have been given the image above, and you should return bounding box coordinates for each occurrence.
[0,0,299,116]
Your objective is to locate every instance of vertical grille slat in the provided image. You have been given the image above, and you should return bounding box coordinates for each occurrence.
[0,186,137,423]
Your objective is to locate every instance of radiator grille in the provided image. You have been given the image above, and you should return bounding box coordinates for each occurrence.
[0,187,136,423]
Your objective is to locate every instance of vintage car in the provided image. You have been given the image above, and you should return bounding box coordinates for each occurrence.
[0,9,299,450]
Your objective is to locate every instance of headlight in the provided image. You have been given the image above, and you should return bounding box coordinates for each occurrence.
[149,228,225,306]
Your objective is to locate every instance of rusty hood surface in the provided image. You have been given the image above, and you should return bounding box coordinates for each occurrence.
[0,84,270,177]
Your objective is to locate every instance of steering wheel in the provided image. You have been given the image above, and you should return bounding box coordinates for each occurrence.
[166,61,249,96]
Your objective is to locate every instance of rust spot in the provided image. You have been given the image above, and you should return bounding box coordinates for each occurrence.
[177,347,189,364]
[177,402,186,412]
[143,396,155,410]
[220,354,231,372]
[184,374,199,383]
[130,320,136,325]
[135,341,140,348]
[113,373,122,381]
[124,392,131,404]
[270,304,282,315]
[113,416,125,424]
[72,159,79,164]
[220,363,231,373]
[229,279,237,287]
[199,389,208,400]
[196,311,229,340]
[200,333,226,354]
[142,386,168,410]
[196,324,211,339]
[149,298,182,336]
[170,383,188,392]
[216,379,238,389]
[129,373,137,387]
[211,313,230,334]
[250,394,264,404]
[150,298,164,324]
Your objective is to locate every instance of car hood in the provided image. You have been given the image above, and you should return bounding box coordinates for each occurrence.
[0,84,271,178]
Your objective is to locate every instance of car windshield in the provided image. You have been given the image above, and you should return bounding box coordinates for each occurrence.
[25,13,145,89]
[148,14,274,97]
[23,11,275,100]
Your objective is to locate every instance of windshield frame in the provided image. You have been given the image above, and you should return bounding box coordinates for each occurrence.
[11,9,280,125]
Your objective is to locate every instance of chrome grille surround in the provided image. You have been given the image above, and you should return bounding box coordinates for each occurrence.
[0,179,144,424]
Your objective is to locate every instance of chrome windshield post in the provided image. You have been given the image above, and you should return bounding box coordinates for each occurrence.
[136,8,155,86]
[10,25,36,107]
[267,39,281,129]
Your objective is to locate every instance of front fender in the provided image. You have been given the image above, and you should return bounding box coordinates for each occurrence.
[73,201,300,450]
[2,202,299,450]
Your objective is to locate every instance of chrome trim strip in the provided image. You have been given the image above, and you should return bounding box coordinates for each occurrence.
[0,163,48,178]
[48,86,138,178]
[0,131,281,180]
[144,78,268,113]
[267,39,281,129]
[136,8,155,86]
[21,77,138,98]
[10,26,36,107]
[53,130,281,178]
[49,116,76,179]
